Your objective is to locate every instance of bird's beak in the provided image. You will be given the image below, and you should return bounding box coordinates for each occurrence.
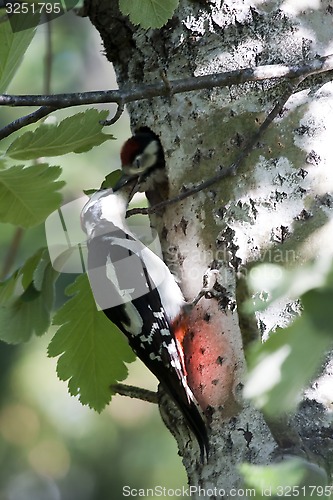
[113,173,140,202]
[113,172,137,192]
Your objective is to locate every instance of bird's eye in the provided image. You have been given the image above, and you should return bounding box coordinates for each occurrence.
[133,156,141,169]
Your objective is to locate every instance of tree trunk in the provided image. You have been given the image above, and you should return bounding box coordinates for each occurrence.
[83,0,333,491]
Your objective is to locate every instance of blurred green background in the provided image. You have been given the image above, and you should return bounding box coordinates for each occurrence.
[0,11,186,499]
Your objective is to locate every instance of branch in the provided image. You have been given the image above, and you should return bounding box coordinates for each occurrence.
[126,77,304,218]
[0,106,56,139]
[101,101,125,126]
[1,55,332,108]
[111,383,158,404]
[1,54,333,140]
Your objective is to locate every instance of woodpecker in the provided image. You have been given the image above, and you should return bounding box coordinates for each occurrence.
[80,181,209,461]
[114,130,166,192]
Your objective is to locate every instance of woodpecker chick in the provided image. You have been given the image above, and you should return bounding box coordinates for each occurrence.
[114,131,166,192]
[81,182,209,461]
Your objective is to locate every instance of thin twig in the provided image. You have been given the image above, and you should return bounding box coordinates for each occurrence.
[0,106,56,139]
[1,25,54,141]
[126,77,304,218]
[0,54,333,140]
[100,101,125,126]
[111,383,158,404]
[44,14,53,95]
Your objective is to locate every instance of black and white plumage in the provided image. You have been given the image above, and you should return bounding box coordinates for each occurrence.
[80,184,208,460]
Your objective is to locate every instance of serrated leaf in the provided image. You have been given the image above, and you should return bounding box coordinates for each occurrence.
[119,0,179,28]
[48,274,135,412]
[0,13,38,92]
[33,248,52,291]
[6,109,115,160]
[0,255,57,344]
[0,247,51,303]
[0,247,46,306]
[0,270,21,305]
[0,164,64,228]
[21,247,45,289]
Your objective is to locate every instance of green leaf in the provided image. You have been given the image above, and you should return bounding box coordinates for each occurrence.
[241,458,327,498]
[245,261,330,314]
[33,249,52,291]
[21,247,45,289]
[301,287,333,334]
[100,169,122,189]
[0,248,49,305]
[244,259,333,416]
[119,0,179,28]
[83,169,123,195]
[6,109,115,160]
[241,459,305,494]
[0,270,20,304]
[0,250,57,344]
[0,13,38,92]
[244,302,333,417]
[0,159,8,170]
[48,274,135,412]
[83,189,98,196]
[0,164,64,228]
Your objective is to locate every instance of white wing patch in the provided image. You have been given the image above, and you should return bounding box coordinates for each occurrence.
[105,254,143,335]
[106,255,135,299]
[122,301,143,335]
